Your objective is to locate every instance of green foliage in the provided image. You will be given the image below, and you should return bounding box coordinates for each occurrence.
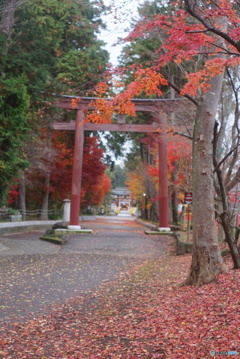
[105,167,114,183]
[56,44,108,93]
[111,165,127,187]
[0,0,109,208]
[0,76,30,205]
[119,1,163,73]
[102,132,128,165]
[2,0,109,99]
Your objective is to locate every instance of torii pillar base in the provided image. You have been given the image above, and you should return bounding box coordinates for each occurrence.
[158,227,171,232]
[68,225,82,231]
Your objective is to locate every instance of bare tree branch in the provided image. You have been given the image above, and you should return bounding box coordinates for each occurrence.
[173,131,193,140]
[214,142,240,173]
[184,0,240,53]
[167,80,199,106]
[226,166,240,192]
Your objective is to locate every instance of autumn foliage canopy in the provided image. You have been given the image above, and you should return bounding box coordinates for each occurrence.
[84,0,240,122]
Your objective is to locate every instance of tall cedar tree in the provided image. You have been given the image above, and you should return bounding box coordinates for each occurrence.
[0,0,109,208]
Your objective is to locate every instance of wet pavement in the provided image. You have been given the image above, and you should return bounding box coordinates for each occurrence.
[0,215,169,324]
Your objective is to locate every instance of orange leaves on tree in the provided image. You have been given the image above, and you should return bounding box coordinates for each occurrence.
[85,98,114,124]
[204,0,240,25]
[125,14,169,43]
[126,172,145,203]
[70,97,82,109]
[143,135,192,195]
[226,56,240,67]
[90,173,111,206]
[26,133,108,208]
[113,93,136,116]
[52,131,73,167]
[147,165,159,186]
[86,69,167,121]
[93,81,109,96]
[229,28,240,42]
[113,68,168,116]
[80,136,109,208]
[130,68,168,96]
[167,137,192,192]
[85,80,114,123]
[69,1,240,120]
[160,12,214,63]
[123,1,240,98]
[181,57,240,96]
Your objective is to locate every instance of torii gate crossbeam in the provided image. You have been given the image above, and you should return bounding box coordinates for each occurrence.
[53,97,171,230]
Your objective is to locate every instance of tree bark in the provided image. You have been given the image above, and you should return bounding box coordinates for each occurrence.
[171,163,179,224]
[220,212,240,268]
[213,126,240,268]
[185,74,226,285]
[40,172,50,220]
[19,170,26,220]
[40,129,53,221]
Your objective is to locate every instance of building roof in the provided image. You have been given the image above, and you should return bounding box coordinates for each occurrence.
[112,187,130,196]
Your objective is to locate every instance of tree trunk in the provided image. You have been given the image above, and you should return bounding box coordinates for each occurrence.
[185,74,226,285]
[19,170,26,220]
[213,131,240,268]
[40,172,50,220]
[171,164,179,224]
[220,212,240,268]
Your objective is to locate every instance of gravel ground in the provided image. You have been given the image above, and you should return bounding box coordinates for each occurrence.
[0,215,170,324]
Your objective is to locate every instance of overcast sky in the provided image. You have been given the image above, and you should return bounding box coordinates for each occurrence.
[98,0,144,66]
[98,1,144,165]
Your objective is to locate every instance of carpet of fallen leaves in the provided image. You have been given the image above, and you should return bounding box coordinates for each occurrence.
[0,253,239,359]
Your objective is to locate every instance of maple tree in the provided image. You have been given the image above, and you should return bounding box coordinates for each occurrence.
[125,134,192,223]
[98,0,240,285]
[126,156,159,223]
[20,133,110,214]
[81,136,111,209]
[88,172,112,207]
[83,0,240,283]
[145,136,192,223]
[126,170,146,217]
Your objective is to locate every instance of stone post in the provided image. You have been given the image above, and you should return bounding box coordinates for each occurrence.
[63,199,71,222]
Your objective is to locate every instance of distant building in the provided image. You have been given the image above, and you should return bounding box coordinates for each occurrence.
[111,187,133,209]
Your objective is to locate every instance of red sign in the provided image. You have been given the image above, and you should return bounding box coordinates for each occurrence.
[184,192,192,204]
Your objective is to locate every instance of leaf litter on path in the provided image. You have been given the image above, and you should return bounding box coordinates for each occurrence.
[0,251,239,359]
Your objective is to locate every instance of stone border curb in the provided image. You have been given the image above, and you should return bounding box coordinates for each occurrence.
[135,218,158,230]
[0,221,59,235]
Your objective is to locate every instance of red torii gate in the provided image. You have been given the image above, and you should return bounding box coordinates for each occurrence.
[53,96,170,231]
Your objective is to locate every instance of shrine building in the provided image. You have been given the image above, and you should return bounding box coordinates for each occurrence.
[111,187,133,209]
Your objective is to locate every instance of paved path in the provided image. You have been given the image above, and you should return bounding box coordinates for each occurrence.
[0,215,168,324]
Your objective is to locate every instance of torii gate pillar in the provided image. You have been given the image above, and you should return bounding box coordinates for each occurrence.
[53,97,173,230]
[158,135,170,231]
[68,110,84,230]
